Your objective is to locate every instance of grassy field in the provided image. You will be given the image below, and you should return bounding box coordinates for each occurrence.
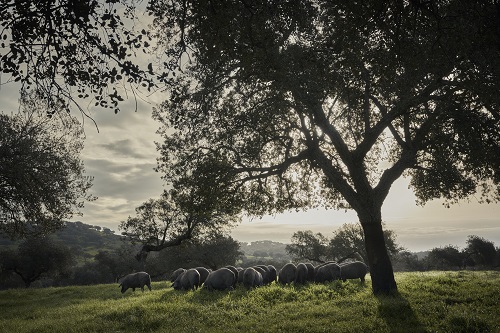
[0,271,498,333]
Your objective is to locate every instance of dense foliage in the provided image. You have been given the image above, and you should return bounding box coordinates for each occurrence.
[0,221,243,288]
[0,0,155,114]
[465,235,497,267]
[425,236,499,270]
[0,220,498,289]
[0,237,74,287]
[285,230,329,263]
[149,232,243,273]
[0,96,94,238]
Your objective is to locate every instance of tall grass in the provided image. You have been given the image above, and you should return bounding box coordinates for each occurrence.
[0,271,498,333]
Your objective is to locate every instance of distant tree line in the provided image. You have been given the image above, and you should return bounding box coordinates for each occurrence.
[390,235,499,272]
[285,223,500,272]
[285,223,402,264]
[425,235,498,270]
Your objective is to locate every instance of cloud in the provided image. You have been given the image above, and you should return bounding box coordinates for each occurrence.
[97,139,152,159]
[78,156,164,228]
[73,105,166,229]
[86,159,162,198]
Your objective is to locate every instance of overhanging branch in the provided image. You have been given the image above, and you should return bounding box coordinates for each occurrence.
[232,148,311,183]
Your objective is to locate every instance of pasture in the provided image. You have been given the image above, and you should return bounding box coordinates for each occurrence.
[0,271,498,333]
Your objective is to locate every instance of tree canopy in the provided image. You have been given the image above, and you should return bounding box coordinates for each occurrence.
[285,230,329,263]
[464,235,497,267]
[0,95,94,238]
[149,1,499,294]
[187,232,243,270]
[119,184,241,253]
[427,245,464,270]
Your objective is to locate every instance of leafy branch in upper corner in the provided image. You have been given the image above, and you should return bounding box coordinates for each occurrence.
[0,0,158,115]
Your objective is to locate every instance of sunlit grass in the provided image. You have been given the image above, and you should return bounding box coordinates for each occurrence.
[0,271,498,333]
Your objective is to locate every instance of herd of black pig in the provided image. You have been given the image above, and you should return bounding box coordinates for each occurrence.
[119,261,368,293]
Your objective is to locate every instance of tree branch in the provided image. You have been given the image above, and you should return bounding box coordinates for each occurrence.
[356,76,447,160]
[370,95,406,148]
[232,149,311,183]
[140,231,192,253]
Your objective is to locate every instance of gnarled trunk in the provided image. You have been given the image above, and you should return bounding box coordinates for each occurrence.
[360,216,397,294]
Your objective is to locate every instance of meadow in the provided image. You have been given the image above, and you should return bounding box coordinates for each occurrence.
[0,271,498,333]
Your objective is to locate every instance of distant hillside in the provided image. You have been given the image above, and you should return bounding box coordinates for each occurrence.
[414,251,430,260]
[0,221,127,260]
[239,240,290,259]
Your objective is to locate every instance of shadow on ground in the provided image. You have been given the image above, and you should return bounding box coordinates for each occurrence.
[377,292,428,333]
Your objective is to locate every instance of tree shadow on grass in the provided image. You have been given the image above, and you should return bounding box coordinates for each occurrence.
[377,292,428,333]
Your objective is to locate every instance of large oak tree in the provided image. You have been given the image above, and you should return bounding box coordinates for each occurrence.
[150,1,499,294]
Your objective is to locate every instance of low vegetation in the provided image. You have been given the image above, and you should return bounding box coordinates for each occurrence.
[1,271,498,333]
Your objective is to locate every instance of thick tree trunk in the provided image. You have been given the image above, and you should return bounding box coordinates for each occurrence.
[360,218,397,295]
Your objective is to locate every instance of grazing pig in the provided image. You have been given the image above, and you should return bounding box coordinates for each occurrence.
[243,267,263,289]
[253,266,269,285]
[313,261,338,276]
[119,272,152,294]
[224,265,239,287]
[170,268,186,282]
[278,263,296,285]
[339,261,369,282]
[203,268,236,291]
[267,265,277,284]
[237,268,245,284]
[172,268,200,291]
[194,267,211,285]
[305,263,315,282]
[315,263,341,283]
[294,263,308,285]
[224,265,239,277]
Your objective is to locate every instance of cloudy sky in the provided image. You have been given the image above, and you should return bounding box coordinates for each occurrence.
[1,7,498,253]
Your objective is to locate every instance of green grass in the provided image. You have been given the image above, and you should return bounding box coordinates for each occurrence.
[0,271,498,333]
